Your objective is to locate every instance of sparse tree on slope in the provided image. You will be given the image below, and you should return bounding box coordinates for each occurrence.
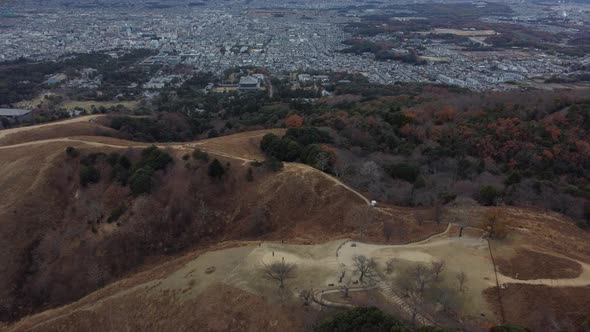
[263,260,296,288]
[353,255,377,283]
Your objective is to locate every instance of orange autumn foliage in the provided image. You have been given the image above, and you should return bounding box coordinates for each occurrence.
[285,114,303,128]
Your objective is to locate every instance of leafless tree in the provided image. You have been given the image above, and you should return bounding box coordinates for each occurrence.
[383,221,394,242]
[412,264,433,294]
[352,255,377,283]
[250,205,271,236]
[333,160,354,179]
[481,210,508,239]
[430,260,445,282]
[340,285,350,298]
[263,261,296,288]
[414,210,424,226]
[456,271,467,293]
[360,161,382,186]
[299,288,312,306]
[407,289,424,326]
[433,200,444,224]
[315,153,330,172]
[346,206,375,241]
[386,258,396,274]
[338,270,346,283]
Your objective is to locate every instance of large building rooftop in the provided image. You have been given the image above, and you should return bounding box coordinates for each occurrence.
[0,108,32,117]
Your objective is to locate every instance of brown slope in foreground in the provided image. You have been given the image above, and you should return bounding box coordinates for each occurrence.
[2,122,590,331]
[0,131,369,324]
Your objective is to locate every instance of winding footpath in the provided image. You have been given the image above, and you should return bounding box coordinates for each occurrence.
[3,121,590,328]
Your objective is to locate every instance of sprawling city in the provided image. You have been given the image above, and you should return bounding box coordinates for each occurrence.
[1,1,590,332]
[2,0,590,90]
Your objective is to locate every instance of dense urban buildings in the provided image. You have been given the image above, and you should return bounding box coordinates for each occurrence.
[1,0,589,91]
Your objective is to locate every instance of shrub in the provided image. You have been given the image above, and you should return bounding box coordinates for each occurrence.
[137,145,173,171]
[107,152,121,166]
[261,134,302,162]
[489,324,531,332]
[130,167,154,196]
[260,133,280,152]
[80,152,106,166]
[285,114,304,128]
[111,165,130,185]
[192,148,210,162]
[301,144,331,171]
[246,167,254,182]
[438,192,457,204]
[505,171,522,186]
[109,153,132,185]
[285,127,332,146]
[107,204,127,223]
[264,157,284,172]
[250,160,264,167]
[478,185,502,206]
[207,129,219,138]
[315,307,409,332]
[414,176,427,189]
[208,159,225,179]
[576,219,589,230]
[80,165,100,186]
[385,163,420,183]
[119,155,131,168]
[481,210,509,239]
[65,146,79,158]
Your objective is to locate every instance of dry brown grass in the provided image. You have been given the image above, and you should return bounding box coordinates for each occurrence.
[2,128,590,331]
[484,284,590,330]
[495,247,583,280]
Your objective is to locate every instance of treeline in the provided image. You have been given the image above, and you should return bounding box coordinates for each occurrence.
[260,127,334,171]
[68,145,174,197]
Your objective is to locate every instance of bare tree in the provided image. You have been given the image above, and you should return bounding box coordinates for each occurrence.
[433,200,444,224]
[407,289,424,326]
[315,153,330,172]
[334,160,354,179]
[263,261,296,288]
[456,271,467,293]
[250,205,271,236]
[383,221,394,242]
[412,264,433,294]
[385,258,396,274]
[430,260,445,282]
[299,288,313,306]
[352,255,377,283]
[346,206,375,241]
[340,285,350,298]
[360,161,382,187]
[481,210,508,239]
[414,210,424,226]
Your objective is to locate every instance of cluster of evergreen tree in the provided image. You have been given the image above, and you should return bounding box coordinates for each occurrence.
[260,127,334,171]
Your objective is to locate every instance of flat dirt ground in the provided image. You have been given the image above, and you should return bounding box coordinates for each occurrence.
[5,229,503,331]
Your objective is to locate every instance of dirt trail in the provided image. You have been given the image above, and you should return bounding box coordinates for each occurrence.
[0,115,105,140]
[3,135,589,291]
[4,129,590,331]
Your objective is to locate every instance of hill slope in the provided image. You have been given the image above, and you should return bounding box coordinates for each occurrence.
[1,120,590,331]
